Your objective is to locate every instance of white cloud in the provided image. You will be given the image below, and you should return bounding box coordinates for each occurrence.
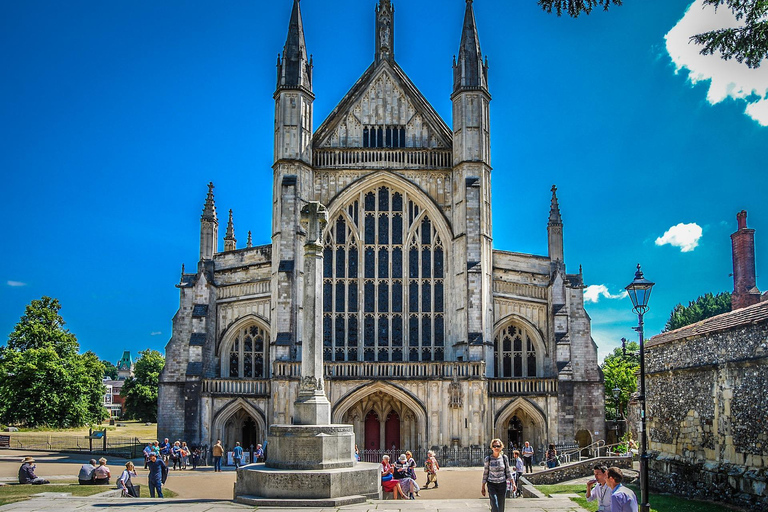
[7,280,27,287]
[655,222,703,252]
[584,285,628,303]
[150,331,162,336]
[665,0,768,126]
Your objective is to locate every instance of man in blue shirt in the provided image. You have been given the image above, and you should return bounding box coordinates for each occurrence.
[233,442,244,468]
[147,453,167,498]
[606,466,638,512]
[159,438,171,463]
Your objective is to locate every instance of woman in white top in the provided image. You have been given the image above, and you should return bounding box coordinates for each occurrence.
[117,461,138,497]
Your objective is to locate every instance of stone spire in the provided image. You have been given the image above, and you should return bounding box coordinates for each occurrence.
[375,0,395,64]
[548,185,564,263]
[224,209,237,252]
[549,185,562,225]
[276,0,312,92]
[200,182,218,261]
[201,182,217,222]
[453,0,488,94]
[247,230,253,248]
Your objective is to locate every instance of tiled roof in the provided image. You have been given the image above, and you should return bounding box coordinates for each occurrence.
[647,300,768,348]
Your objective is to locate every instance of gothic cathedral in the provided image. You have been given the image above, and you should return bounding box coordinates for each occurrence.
[158,0,605,457]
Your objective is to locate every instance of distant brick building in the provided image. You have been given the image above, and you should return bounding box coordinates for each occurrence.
[644,211,767,510]
[158,0,604,456]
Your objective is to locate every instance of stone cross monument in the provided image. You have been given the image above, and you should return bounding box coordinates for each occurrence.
[234,201,380,506]
[295,201,331,425]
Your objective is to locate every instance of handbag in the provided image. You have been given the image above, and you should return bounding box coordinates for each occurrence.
[381,473,393,482]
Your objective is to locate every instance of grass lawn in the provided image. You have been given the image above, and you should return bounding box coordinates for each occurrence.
[0,480,177,506]
[7,420,157,440]
[535,484,736,512]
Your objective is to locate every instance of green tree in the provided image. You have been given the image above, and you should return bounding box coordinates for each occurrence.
[665,291,731,331]
[601,340,640,421]
[102,359,119,380]
[121,349,164,422]
[0,297,108,428]
[539,0,768,68]
[692,0,768,68]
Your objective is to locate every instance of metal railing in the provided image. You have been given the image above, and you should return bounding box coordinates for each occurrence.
[359,445,490,467]
[5,434,152,458]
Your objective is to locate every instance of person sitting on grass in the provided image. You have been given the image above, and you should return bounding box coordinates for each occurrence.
[93,457,111,485]
[18,457,49,485]
[78,459,98,485]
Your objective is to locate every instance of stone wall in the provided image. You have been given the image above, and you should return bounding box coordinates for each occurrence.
[645,315,768,511]
[521,456,632,485]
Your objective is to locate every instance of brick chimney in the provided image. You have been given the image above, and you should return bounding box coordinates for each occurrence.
[731,210,761,310]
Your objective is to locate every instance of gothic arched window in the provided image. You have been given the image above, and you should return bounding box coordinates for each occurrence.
[494,324,539,378]
[323,186,445,362]
[227,324,267,378]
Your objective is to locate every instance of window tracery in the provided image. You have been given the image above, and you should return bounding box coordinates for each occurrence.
[227,324,267,378]
[323,186,445,362]
[494,324,539,378]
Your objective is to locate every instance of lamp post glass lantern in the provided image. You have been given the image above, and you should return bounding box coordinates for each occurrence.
[625,264,654,512]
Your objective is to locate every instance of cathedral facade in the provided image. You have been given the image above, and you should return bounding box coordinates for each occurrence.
[158,0,605,456]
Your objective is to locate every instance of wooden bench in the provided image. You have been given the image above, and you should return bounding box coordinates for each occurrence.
[0,435,10,448]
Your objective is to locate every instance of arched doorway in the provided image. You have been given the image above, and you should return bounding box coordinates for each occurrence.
[385,411,400,451]
[576,429,592,457]
[223,409,261,454]
[338,388,424,459]
[507,415,523,451]
[365,411,380,451]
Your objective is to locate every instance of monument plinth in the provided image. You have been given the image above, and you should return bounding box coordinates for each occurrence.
[234,202,380,506]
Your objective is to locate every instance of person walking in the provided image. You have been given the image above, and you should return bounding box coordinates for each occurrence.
[254,443,265,462]
[586,464,611,512]
[481,439,514,512]
[521,441,534,473]
[212,439,224,472]
[606,467,638,512]
[512,450,524,497]
[424,450,439,489]
[233,442,244,468]
[147,453,167,498]
[545,443,558,469]
[117,461,138,497]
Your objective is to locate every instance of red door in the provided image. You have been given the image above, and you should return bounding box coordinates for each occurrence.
[365,410,380,460]
[384,411,400,452]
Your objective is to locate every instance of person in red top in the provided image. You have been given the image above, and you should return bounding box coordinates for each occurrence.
[424,450,439,489]
[380,454,407,499]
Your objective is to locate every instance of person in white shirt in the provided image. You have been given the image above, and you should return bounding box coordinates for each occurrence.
[585,464,612,512]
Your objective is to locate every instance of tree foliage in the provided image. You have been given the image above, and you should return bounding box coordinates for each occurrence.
[102,359,119,380]
[538,0,622,17]
[601,340,639,421]
[665,291,731,331]
[539,0,768,68]
[691,0,768,68]
[0,297,108,428]
[121,349,164,423]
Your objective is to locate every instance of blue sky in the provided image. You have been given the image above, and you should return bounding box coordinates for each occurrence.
[1,0,765,365]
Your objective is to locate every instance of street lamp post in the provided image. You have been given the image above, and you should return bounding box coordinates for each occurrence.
[612,386,622,439]
[625,264,655,512]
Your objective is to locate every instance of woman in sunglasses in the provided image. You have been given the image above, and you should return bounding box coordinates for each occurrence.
[481,438,515,512]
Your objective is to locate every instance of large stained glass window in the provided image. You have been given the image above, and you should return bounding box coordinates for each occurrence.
[494,324,538,378]
[323,186,445,362]
[227,324,268,378]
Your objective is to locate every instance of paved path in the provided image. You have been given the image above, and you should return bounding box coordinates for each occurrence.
[1,449,588,511]
[0,496,586,512]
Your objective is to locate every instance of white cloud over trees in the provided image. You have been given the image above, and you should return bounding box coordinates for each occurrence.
[665,0,768,126]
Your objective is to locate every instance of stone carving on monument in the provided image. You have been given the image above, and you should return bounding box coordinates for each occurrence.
[234,201,380,506]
